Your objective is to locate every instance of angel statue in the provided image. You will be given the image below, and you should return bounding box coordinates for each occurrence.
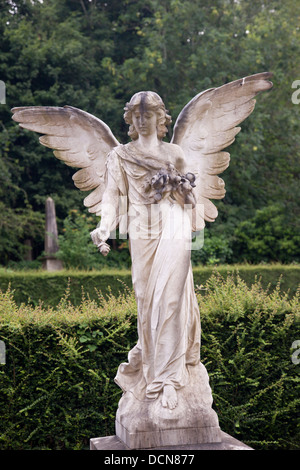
[12,72,272,447]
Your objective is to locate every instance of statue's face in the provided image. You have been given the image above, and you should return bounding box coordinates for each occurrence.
[132,106,158,137]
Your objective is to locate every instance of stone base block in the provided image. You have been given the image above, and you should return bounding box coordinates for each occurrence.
[116,419,221,449]
[115,363,222,449]
[90,431,253,450]
[42,256,63,271]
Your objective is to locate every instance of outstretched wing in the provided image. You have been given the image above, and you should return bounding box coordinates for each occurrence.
[11,105,119,215]
[171,72,273,230]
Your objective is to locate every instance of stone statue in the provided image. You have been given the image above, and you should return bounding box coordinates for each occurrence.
[11,72,273,448]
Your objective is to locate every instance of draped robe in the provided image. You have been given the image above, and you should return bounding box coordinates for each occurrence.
[102,143,201,401]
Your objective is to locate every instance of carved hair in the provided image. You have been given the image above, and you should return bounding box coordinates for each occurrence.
[124,91,172,140]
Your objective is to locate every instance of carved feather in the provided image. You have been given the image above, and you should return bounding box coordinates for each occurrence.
[11,105,119,210]
[171,72,273,229]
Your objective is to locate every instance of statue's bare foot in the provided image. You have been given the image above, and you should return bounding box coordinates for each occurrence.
[162,385,177,410]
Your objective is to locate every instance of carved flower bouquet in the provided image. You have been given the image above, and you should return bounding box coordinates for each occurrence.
[145,163,196,207]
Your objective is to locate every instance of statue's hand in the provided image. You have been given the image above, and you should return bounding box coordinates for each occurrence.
[90,227,110,256]
[172,173,196,208]
[98,241,111,257]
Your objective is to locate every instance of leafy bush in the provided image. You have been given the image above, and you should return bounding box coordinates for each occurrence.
[0,285,137,450]
[0,202,44,265]
[233,204,300,264]
[56,210,131,270]
[198,273,300,450]
[56,210,102,270]
[191,230,233,266]
[0,273,299,450]
[0,264,299,308]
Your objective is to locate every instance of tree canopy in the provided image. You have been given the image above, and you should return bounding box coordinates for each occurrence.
[0,0,299,266]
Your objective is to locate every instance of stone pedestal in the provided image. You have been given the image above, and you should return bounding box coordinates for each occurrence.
[115,410,220,449]
[90,432,253,451]
[113,363,222,449]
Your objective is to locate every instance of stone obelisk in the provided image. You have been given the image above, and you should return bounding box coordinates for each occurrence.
[42,197,63,271]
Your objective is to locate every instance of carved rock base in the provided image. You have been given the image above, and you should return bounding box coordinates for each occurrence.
[115,362,222,449]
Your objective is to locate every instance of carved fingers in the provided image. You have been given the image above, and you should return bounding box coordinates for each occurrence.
[90,228,111,256]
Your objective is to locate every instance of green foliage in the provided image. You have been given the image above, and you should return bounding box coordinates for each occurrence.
[0,264,299,307]
[56,209,131,270]
[0,0,299,266]
[0,201,44,264]
[198,272,300,450]
[56,209,102,270]
[191,230,233,266]
[0,274,298,450]
[233,204,300,263]
[0,269,133,307]
[0,285,137,449]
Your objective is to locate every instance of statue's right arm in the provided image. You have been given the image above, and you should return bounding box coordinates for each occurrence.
[90,169,119,256]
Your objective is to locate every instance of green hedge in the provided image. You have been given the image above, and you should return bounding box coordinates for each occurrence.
[0,286,138,450]
[0,264,299,307]
[0,272,299,450]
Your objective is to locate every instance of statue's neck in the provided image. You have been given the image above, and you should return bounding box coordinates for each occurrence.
[133,135,162,154]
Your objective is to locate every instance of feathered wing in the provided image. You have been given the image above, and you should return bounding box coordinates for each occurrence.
[171,72,273,230]
[11,105,119,215]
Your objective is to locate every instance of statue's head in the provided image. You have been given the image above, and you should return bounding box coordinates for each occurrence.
[124,91,172,140]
